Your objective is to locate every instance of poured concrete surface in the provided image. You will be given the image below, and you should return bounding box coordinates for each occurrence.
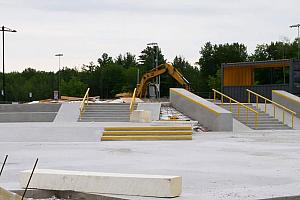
[1,122,300,199]
[20,169,182,197]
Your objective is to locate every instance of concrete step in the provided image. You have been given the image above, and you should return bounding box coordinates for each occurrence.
[217,103,292,130]
[83,113,130,117]
[80,117,129,122]
[252,127,292,130]
[103,131,192,136]
[101,135,192,141]
[104,126,192,131]
[101,126,193,141]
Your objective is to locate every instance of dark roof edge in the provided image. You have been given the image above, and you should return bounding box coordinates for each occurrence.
[222,59,292,67]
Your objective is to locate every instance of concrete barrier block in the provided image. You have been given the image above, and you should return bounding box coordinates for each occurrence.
[130,110,152,122]
[272,90,300,117]
[170,88,233,131]
[19,169,182,198]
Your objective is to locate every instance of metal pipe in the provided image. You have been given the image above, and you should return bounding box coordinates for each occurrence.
[2,26,4,102]
[22,158,38,200]
[0,155,8,176]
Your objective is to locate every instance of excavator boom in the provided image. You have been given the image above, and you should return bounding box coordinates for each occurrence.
[136,63,190,98]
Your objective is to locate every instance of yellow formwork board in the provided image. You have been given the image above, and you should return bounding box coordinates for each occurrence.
[101,135,192,141]
[104,126,192,131]
[103,131,192,135]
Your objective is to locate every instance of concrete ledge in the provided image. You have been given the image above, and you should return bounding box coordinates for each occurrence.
[170,88,233,131]
[19,169,182,198]
[272,90,299,117]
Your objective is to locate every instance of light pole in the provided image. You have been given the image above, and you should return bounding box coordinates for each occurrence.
[290,24,300,59]
[147,42,160,98]
[55,53,63,99]
[1,26,17,103]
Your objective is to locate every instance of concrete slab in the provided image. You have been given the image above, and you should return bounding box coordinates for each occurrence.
[2,122,300,199]
[137,103,161,121]
[19,169,182,198]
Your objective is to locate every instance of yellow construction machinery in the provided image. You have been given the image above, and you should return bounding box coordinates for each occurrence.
[136,63,190,98]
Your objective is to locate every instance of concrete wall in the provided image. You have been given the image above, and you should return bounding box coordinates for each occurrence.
[0,103,61,122]
[272,90,300,117]
[0,104,61,112]
[0,112,57,122]
[170,88,233,131]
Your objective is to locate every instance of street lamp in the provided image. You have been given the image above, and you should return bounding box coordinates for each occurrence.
[147,42,160,98]
[290,24,300,59]
[1,26,17,103]
[55,53,63,99]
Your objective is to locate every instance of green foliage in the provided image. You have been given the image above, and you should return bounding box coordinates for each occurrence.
[61,77,87,97]
[2,39,299,102]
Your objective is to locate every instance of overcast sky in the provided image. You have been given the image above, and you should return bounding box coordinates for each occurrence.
[0,0,299,72]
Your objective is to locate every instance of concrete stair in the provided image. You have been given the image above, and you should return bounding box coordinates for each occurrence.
[101,126,193,141]
[219,103,292,130]
[79,103,135,122]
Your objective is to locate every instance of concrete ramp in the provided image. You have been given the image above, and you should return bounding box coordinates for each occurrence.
[170,88,233,131]
[0,186,23,200]
[20,169,182,198]
[272,90,299,117]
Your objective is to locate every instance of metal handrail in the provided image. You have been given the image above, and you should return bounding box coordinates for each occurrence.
[212,89,259,128]
[247,89,296,128]
[79,88,90,120]
[129,88,137,113]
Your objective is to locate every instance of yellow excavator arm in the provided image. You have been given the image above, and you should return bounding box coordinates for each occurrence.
[136,63,190,98]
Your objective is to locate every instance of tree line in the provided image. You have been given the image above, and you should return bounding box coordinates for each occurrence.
[1,39,299,102]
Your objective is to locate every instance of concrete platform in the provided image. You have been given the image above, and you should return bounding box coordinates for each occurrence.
[20,169,181,198]
[1,121,300,199]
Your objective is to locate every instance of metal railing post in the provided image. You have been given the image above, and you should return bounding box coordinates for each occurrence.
[264,99,267,113]
[248,91,250,103]
[255,113,258,128]
[256,96,258,109]
[282,111,285,126]
[213,91,216,103]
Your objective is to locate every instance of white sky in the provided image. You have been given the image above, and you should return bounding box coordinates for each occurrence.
[0,0,299,72]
